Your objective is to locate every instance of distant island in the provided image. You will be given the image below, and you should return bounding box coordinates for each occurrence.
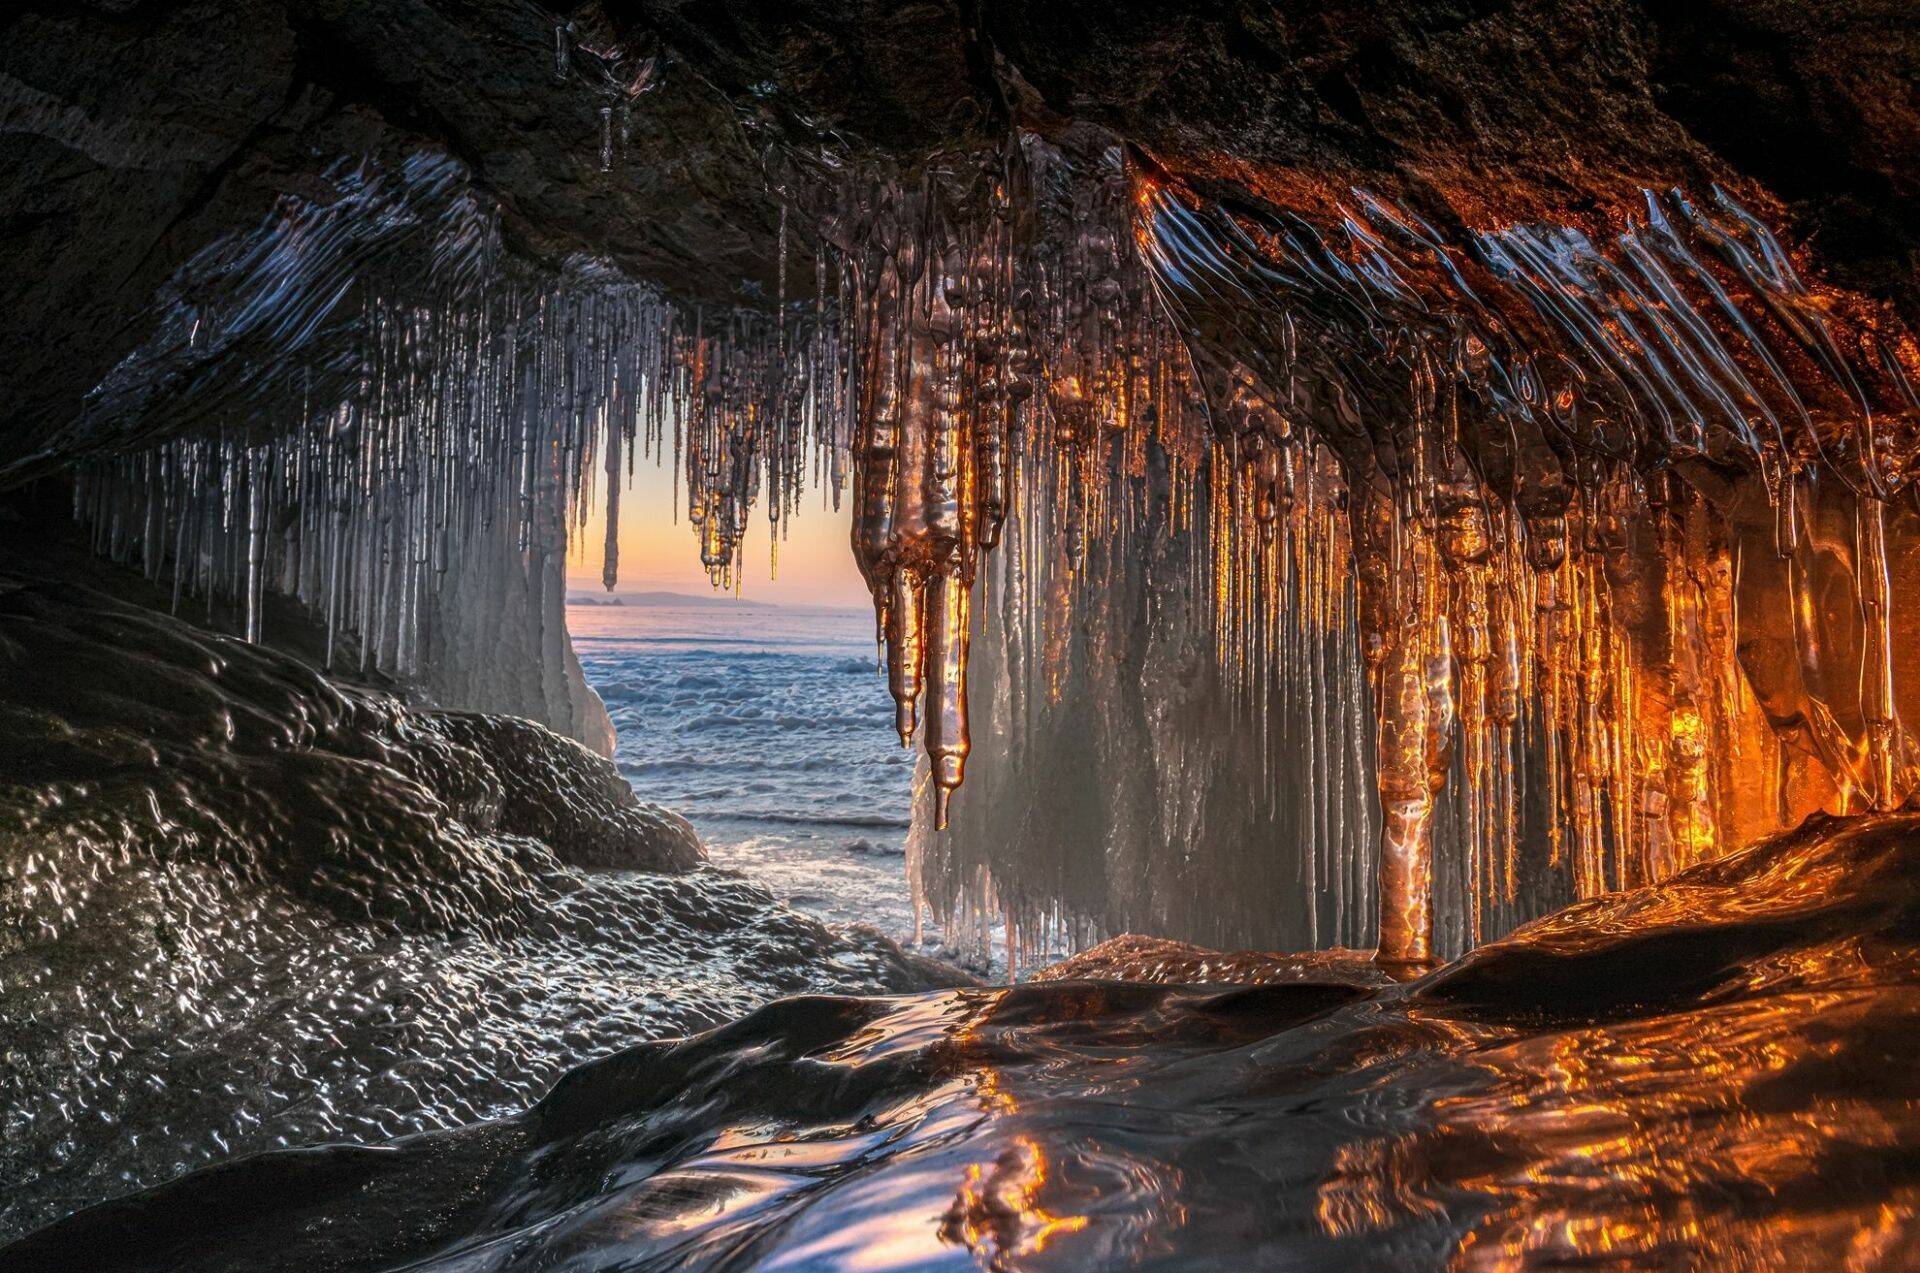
[566,589,778,610]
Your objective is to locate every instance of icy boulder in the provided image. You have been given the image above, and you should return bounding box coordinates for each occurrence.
[0,578,963,1237]
[0,578,699,946]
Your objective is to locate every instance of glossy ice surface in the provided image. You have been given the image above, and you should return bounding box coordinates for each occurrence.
[14,810,1920,1270]
[0,581,960,1241]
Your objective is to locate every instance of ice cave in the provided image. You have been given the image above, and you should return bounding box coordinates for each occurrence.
[3,1,1920,1268]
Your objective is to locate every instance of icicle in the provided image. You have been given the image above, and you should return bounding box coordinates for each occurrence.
[602,413,621,591]
[1857,495,1903,810]
[244,447,267,645]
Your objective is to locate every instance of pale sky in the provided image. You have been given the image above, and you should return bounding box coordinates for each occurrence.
[565,449,873,608]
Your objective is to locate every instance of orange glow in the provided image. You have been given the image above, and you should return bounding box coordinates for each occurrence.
[565,451,871,608]
[940,1138,1092,1266]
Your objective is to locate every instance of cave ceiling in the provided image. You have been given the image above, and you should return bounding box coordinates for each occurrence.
[1,0,1913,469]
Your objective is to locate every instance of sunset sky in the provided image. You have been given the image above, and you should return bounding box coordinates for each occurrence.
[564,452,872,609]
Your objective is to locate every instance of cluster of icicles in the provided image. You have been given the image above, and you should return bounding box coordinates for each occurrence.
[551,15,660,177]
[69,130,1920,966]
[807,139,1917,967]
[1129,169,1920,963]
[70,151,850,685]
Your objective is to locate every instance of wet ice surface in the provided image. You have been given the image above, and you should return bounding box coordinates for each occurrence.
[17,810,1920,1271]
[568,599,931,945]
[0,581,964,1241]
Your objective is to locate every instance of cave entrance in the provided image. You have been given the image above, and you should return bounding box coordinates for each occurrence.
[562,446,939,958]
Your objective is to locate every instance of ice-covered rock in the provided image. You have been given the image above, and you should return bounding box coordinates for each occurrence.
[0,578,965,1237]
[13,807,1920,1269]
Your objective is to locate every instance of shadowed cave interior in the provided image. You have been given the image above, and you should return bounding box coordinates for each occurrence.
[3,1,1920,1268]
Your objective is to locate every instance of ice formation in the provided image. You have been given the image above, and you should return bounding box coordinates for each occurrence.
[16,808,1920,1270]
[0,576,962,1237]
[54,119,1920,968]
[56,151,839,752]
[904,148,1920,967]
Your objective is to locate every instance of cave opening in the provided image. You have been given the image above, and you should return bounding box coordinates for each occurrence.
[561,431,945,963]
